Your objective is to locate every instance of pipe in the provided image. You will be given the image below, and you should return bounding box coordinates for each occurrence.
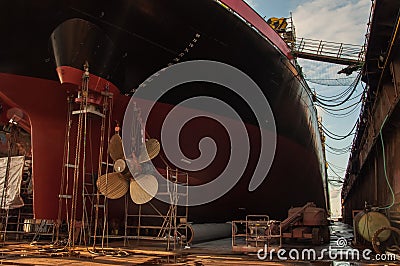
[183,223,233,244]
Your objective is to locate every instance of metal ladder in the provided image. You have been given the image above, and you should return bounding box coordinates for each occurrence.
[55,63,113,252]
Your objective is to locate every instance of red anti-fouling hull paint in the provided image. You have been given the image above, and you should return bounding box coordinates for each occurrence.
[0,71,324,222]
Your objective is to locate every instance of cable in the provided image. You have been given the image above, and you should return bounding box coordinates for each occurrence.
[317,82,366,108]
[315,79,360,102]
[325,142,352,151]
[321,122,357,139]
[323,130,354,141]
[316,84,355,101]
[315,73,361,107]
[328,161,347,171]
[320,102,361,118]
[378,115,395,210]
[328,166,345,181]
[326,148,351,156]
[307,77,358,86]
[317,98,362,112]
[372,226,400,254]
[326,149,350,156]
[328,179,344,187]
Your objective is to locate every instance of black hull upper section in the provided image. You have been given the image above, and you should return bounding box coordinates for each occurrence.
[0,0,329,218]
[51,18,123,81]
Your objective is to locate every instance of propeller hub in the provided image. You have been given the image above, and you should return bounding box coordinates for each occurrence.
[114,158,127,173]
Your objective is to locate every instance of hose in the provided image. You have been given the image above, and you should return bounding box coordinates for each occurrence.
[379,115,395,210]
[372,226,400,254]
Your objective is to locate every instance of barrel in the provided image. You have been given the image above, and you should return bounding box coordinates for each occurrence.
[354,211,391,242]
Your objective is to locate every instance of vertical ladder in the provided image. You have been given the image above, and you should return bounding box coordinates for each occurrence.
[55,63,113,252]
[90,98,114,252]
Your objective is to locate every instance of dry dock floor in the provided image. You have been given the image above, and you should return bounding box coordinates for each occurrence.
[0,223,396,265]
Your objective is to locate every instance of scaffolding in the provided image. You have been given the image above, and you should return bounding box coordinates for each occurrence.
[232,215,282,253]
[55,62,113,252]
[0,156,43,241]
[124,167,189,250]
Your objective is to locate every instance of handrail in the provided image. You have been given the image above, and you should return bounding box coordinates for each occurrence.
[293,38,365,65]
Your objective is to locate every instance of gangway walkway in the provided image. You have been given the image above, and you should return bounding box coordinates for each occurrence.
[292,38,365,65]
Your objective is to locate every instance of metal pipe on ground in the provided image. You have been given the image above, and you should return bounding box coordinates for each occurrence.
[184,223,233,244]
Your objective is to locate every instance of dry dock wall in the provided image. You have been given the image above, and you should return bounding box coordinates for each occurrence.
[343,59,400,225]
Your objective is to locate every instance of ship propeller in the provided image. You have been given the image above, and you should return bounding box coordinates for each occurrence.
[138,138,160,163]
[97,133,160,204]
[108,134,125,161]
[129,174,159,204]
[96,172,129,199]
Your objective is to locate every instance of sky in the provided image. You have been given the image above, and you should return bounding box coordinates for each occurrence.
[244,0,371,218]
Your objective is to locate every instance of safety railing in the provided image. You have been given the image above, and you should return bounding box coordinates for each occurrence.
[293,38,365,65]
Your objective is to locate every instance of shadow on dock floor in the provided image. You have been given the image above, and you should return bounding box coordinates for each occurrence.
[0,223,396,265]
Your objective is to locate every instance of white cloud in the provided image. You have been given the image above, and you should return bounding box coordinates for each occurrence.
[292,0,370,44]
[292,1,370,86]
[244,0,258,9]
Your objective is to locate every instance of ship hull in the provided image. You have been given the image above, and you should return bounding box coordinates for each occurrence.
[0,0,328,222]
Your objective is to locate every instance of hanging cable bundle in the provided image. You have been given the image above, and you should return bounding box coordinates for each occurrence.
[319,101,362,118]
[325,143,352,155]
[320,122,357,141]
[315,72,362,107]
[315,76,360,102]
[327,162,345,187]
